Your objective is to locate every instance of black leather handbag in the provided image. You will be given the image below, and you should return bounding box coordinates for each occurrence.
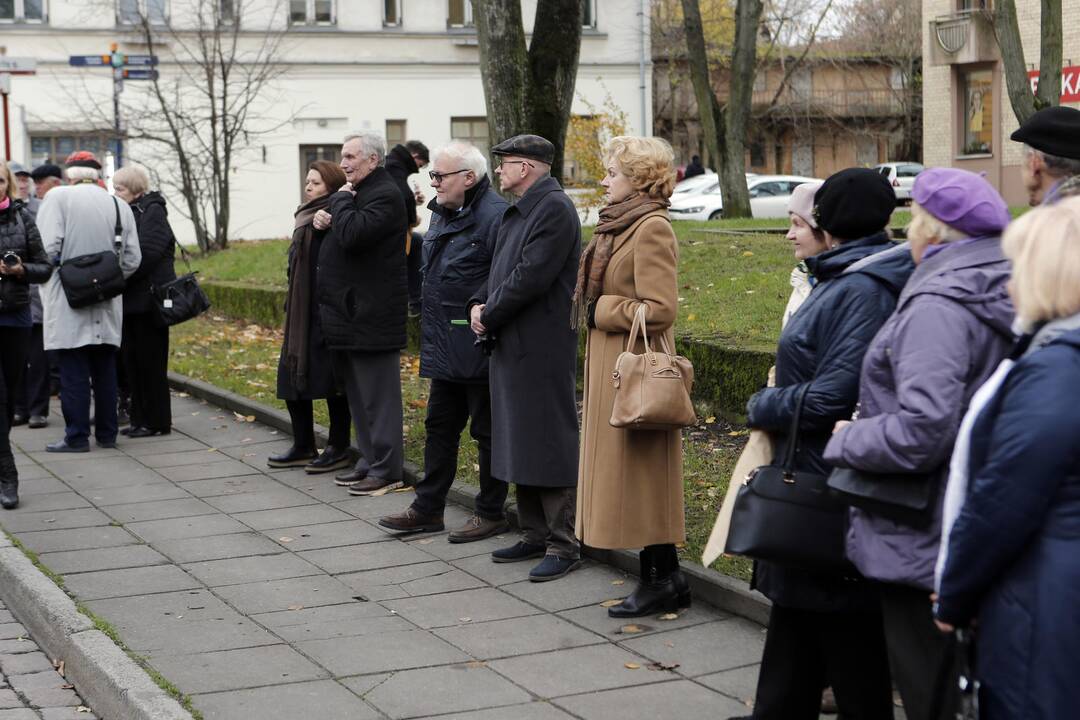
[57,197,126,309]
[152,244,210,326]
[827,465,934,526]
[725,385,850,569]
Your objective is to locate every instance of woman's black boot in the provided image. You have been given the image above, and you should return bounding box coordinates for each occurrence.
[267,445,317,468]
[608,545,681,618]
[0,456,19,510]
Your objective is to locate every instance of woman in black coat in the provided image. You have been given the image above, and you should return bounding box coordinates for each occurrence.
[0,164,53,508]
[114,166,176,438]
[268,161,353,473]
[734,169,914,720]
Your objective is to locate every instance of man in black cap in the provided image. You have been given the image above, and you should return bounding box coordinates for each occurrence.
[468,134,583,582]
[1011,106,1080,206]
[7,162,39,218]
[31,164,63,202]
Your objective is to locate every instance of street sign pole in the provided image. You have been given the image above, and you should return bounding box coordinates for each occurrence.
[110,45,124,169]
[1,87,10,161]
[0,58,37,162]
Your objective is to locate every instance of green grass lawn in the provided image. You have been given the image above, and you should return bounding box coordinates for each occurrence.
[169,314,752,580]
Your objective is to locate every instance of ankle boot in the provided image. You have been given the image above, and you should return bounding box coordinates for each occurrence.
[608,546,681,618]
[0,456,19,510]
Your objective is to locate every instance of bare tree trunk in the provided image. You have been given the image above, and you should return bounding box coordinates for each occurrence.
[993,0,1062,125]
[679,0,720,170]
[720,0,763,219]
[1036,0,1063,108]
[473,0,582,183]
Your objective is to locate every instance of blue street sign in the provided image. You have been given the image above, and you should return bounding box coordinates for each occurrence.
[123,55,159,67]
[69,55,110,67]
[121,68,159,81]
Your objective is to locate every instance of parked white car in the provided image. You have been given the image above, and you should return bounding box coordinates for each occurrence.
[669,174,820,221]
[875,162,924,204]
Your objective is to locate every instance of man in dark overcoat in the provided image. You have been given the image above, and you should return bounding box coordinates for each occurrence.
[468,134,582,582]
[315,132,409,495]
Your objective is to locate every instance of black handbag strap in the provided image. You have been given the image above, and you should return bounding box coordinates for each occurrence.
[781,384,811,472]
[112,197,123,253]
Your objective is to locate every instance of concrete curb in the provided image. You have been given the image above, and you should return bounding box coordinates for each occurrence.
[167,370,772,626]
[0,535,191,720]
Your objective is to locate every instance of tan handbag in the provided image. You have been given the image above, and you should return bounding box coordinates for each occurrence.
[609,305,696,430]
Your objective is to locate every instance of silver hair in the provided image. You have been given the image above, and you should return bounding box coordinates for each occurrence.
[65,166,100,182]
[343,132,386,165]
[1026,144,1080,179]
[431,142,487,178]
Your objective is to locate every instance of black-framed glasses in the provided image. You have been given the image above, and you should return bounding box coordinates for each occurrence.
[429,169,470,184]
[496,159,534,170]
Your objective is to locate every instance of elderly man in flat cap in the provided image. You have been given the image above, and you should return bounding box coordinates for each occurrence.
[1012,105,1080,206]
[468,134,583,582]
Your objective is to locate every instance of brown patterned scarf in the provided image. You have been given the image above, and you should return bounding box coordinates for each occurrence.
[571,194,669,329]
[283,194,331,393]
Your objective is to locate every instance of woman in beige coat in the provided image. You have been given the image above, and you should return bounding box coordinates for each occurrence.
[573,136,687,618]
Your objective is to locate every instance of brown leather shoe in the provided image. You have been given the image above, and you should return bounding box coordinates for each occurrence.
[378,507,445,533]
[347,476,403,496]
[334,468,367,487]
[448,515,510,544]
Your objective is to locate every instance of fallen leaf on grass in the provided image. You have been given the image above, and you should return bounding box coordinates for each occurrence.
[705,416,716,424]
[624,662,641,670]
[599,599,624,608]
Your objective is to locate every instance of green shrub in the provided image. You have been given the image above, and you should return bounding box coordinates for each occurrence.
[202,281,287,328]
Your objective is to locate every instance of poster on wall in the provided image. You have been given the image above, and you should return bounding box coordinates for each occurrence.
[1029,67,1080,103]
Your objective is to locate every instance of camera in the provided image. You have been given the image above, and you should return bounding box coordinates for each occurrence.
[1,252,19,267]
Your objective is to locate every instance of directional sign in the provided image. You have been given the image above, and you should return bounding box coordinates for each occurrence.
[0,57,38,75]
[124,55,159,67]
[69,55,111,67]
[121,68,159,81]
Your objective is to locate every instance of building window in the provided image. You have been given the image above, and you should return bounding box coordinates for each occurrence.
[749,139,766,169]
[451,117,488,157]
[582,0,595,28]
[30,134,112,166]
[961,67,993,155]
[383,0,400,26]
[447,0,472,27]
[291,0,333,24]
[118,0,167,24]
[0,0,45,22]
[385,120,407,149]
[219,0,234,22]
[298,144,342,201]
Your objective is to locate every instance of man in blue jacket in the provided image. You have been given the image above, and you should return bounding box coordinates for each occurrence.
[378,142,511,542]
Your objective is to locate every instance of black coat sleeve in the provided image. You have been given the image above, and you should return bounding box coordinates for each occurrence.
[479,203,577,331]
[748,276,897,432]
[329,188,405,254]
[466,217,501,314]
[18,208,53,285]
[127,204,174,284]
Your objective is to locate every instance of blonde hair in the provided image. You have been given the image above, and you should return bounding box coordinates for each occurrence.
[602,135,677,199]
[113,164,151,196]
[0,164,14,201]
[1002,197,1080,332]
[906,201,966,246]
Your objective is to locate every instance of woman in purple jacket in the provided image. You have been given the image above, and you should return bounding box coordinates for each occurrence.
[824,168,1014,720]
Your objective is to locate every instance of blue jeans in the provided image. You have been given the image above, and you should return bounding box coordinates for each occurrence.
[58,345,119,447]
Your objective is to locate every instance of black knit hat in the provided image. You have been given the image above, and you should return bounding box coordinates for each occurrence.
[1010,106,1080,159]
[812,168,896,240]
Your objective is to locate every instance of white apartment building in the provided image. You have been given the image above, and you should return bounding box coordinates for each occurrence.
[923,0,1080,206]
[1,0,650,242]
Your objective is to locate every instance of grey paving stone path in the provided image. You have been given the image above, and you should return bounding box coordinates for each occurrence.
[0,393,884,720]
[0,598,99,719]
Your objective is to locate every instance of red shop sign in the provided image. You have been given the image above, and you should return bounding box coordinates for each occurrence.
[1029,66,1080,103]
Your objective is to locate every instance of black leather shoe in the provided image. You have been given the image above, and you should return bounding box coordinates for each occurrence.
[607,577,682,617]
[120,425,137,436]
[96,439,118,449]
[0,456,18,510]
[672,569,692,609]
[491,541,546,564]
[267,445,317,468]
[46,439,90,453]
[529,554,583,582]
[334,468,368,486]
[128,427,171,439]
[305,446,353,474]
[11,414,27,427]
[28,416,48,429]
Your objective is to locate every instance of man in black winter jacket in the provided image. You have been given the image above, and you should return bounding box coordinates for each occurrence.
[385,141,429,316]
[315,132,409,495]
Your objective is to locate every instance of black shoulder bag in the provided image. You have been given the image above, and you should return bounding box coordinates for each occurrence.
[151,242,210,326]
[57,197,127,309]
[725,384,851,569]
[826,464,934,526]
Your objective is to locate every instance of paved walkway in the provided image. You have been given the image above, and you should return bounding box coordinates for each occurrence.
[0,597,98,719]
[3,392,769,720]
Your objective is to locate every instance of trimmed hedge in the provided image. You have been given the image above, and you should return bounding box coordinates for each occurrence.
[202,280,774,416]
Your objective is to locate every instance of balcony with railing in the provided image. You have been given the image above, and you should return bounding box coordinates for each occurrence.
[751,88,908,119]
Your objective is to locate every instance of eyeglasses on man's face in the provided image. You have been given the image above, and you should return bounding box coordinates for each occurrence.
[496,159,534,171]
[429,169,470,185]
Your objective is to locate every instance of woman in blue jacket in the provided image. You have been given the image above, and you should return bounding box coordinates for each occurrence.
[935,197,1080,720]
[737,168,914,720]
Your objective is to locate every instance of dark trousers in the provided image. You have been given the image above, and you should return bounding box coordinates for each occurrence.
[121,313,171,431]
[407,231,423,310]
[14,323,49,418]
[0,328,30,460]
[286,396,351,451]
[58,345,119,447]
[412,379,507,520]
[332,350,403,481]
[516,484,579,560]
[752,603,894,720]
[881,584,959,720]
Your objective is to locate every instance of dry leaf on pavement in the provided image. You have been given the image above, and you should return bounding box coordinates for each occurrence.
[599,599,624,608]
[624,662,641,670]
